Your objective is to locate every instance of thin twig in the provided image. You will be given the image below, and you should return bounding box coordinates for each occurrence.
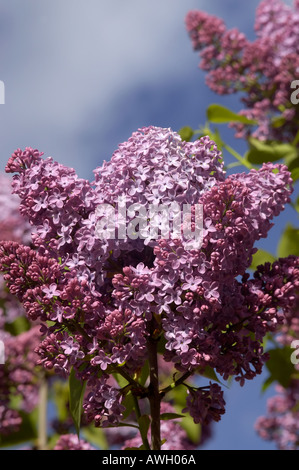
[37,374,48,450]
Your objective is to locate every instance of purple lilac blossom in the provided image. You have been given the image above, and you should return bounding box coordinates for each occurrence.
[0,173,31,328]
[0,126,297,429]
[255,295,299,449]
[186,0,299,141]
[0,326,41,435]
[54,433,96,450]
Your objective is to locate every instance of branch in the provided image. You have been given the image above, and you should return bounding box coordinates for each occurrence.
[147,335,161,450]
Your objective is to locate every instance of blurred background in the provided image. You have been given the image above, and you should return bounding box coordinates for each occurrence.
[0,0,296,450]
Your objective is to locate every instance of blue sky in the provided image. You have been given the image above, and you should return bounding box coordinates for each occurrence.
[0,0,297,450]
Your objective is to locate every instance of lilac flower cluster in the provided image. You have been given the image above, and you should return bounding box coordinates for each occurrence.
[183,382,225,426]
[255,294,299,449]
[0,126,297,432]
[0,173,31,328]
[0,173,32,245]
[255,381,299,450]
[83,374,126,427]
[0,173,41,438]
[0,326,41,435]
[186,0,299,141]
[54,433,96,450]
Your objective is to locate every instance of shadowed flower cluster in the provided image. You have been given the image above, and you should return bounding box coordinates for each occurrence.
[255,381,299,450]
[0,326,41,435]
[0,173,31,328]
[54,433,96,450]
[255,294,299,449]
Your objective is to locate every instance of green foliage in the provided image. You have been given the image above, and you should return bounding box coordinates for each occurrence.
[51,380,70,422]
[263,347,297,392]
[197,365,223,385]
[121,392,135,420]
[160,412,186,420]
[82,425,108,450]
[206,104,257,125]
[246,138,297,164]
[178,126,194,142]
[138,360,150,386]
[4,316,31,336]
[137,414,151,444]
[250,249,276,271]
[277,224,299,258]
[69,367,86,437]
[291,167,299,183]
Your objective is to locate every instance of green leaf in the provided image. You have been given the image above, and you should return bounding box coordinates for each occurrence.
[271,115,286,129]
[69,367,86,437]
[178,126,194,142]
[113,372,129,388]
[292,130,299,146]
[263,347,296,391]
[138,360,149,386]
[138,414,150,443]
[106,422,139,429]
[179,412,202,445]
[197,365,222,384]
[82,425,108,450]
[222,142,253,170]
[122,392,135,420]
[170,383,188,408]
[250,249,276,271]
[284,152,299,171]
[170,384,201,444]
[157,334,167,354]
[277,224,299,258]
[207,104,257,125]
[210,127,224,151]
[5,316,31,336]
[246,138,297,164]
[51,380,70,422]
[160,412,185,420]
[291,167,299,183]
[262,375,275,393]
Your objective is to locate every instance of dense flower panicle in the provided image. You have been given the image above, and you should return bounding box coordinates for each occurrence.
[0,326,41,435]
[0,173,39,437]
[0,126,297,428]
[6,148,95,260]
[186,0,299,141]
